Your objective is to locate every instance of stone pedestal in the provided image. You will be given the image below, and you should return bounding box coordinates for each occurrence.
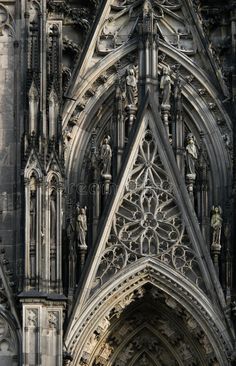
[211,243,221,277]
[78,244,88,272]
[161,105,171,138]
[101,173,112,200]
[186,173,196,205]
[21,296,66,366]
[125,105,137,135]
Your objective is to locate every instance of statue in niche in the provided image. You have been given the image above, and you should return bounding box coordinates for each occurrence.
[185,133,198,176]
[160,66,171,107]
[30,177,37,243]
[125,67,138,106]
[76,204,87,248]
[100,136,112,176]
[50,190,57,244]
[211,206,223,246]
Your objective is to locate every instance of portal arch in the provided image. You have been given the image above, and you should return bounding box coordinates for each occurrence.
[65,258,234,366]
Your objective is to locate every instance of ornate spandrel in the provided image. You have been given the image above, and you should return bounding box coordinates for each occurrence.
[94,125,203,291]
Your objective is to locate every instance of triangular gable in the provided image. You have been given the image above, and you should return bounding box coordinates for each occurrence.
[24,148,44,177]
[77,93,225,310]
[46,150,64,177]
[68,0,228,98]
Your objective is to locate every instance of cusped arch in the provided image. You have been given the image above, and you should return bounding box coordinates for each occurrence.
[65,258,234,366]
[0,310,21,365]
[24,164,43,182]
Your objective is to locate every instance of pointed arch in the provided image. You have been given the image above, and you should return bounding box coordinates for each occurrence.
[45,173,63,292]
[64,41,232,207]
[24,168,43,290]
[65,258,233,366]
[0,309,21,365]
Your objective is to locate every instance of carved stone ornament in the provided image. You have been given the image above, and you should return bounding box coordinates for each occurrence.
[94,126,202,290]
[211,206,223,248]
[48,311,59,330]
[185,133,198,178]
[26,309,38,327]
[76,205,88,248]
[100,135,112,177]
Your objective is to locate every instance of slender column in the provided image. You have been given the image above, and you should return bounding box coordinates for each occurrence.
[114,85,125,175]
[24,178,30,290]
[90,129,101,243]
[138,2,159,100]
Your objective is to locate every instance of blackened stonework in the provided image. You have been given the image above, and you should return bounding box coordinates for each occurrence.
[0,0,236,365]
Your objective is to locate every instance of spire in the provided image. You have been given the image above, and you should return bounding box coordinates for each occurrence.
[138,0,159,99]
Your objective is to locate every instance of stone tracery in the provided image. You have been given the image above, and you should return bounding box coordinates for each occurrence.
[95,125,202,290]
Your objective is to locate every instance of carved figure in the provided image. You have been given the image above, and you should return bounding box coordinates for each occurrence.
[211,206,223,246]
[160,66,171,107]
[100,136,112,176]
[76,205,87,248]
[125,67,138,106]
[185,133,198,176]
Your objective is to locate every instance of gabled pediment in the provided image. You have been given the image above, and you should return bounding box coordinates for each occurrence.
[76,93,226,312]
[46,150,64,178]
[24,149,44,178]
[67,0,229,99]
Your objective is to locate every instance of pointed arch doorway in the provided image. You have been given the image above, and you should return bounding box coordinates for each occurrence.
[65,260,232,366]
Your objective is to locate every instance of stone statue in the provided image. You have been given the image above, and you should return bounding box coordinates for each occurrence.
[50,190,57,243]
[185,133,198,176]
[125,67,138,106]
[160,66,171,107]
[100,136,112,176]
[76,204,87,248]
[211,206,223,246]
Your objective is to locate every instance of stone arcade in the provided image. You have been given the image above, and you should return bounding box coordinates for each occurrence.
[0,0,236,365]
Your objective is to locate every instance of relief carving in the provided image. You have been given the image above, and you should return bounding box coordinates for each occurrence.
[48,311,59,330]
[26,309,38,327]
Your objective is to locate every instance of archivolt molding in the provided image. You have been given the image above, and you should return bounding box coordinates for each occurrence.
[0,310,20,361]
[65,260,233,366]
[63,41,232,192]
[63,40,231,130]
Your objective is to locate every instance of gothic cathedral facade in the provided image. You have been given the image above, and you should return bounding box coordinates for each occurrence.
[0,0,236,365]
